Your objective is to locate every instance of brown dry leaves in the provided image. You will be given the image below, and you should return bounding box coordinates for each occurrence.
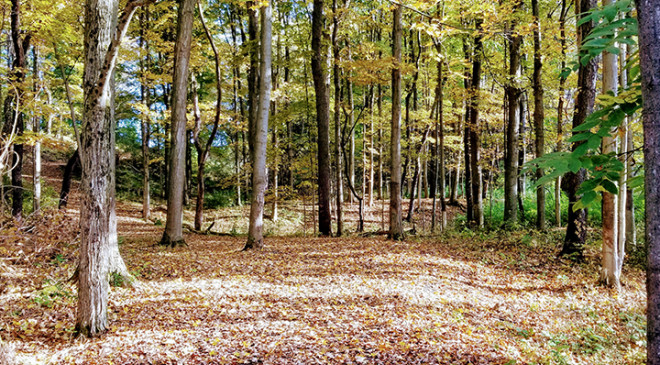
[0,205,647,364]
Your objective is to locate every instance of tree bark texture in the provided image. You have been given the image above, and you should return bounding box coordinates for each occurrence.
[504,3,522,225]
[245,1,272,250]
[636,1,660,362]
[389,4,404,240]
[312,0,332,236]
[160,0,194,247]
[469,19,484,228]
[600,0,620,288]
[532,0,545,230]
[332,0,343,236]
[9,0,30,221]
[77,0,118,337]
[32,47,41,213]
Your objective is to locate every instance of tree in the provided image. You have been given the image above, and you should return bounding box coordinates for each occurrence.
[532,0,545,230]
[555,0,570,228]
[504,0,523,226]
[599,0,620,288]
[32,47,41,213]
[560,0,598,259]
[192,1,222,232]
[389,3,403,240]
[469,18,484,228]
[244,0,272,250]
[139,7,151,221]
[332,0,343,236]
[7,0,31,221]
[77,0,146,336]
[160,0,195,247]
[636,0,660,361]
[311,0,332,237]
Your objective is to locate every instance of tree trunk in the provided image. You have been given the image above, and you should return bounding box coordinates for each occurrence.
[139,9,151,221]
[389,4,403,240]
[32,46,41,213]
[560,0,598,259]
[59,149,80,209]
[462,39,473,223]
[504,3,523,225]
[160,0,195,247]
[311,0,332,237]
[246,1,259,164]
[556,0,569,228]
[332,0,343,236]
[9,0,30,221]
[78,0,143,337]
[378,84,383,201]
[231,20,243,207]
[245,1,272,250]
[438,61,447,230]
[469,19,484,228]
[600,0,620,288]
[636,1,660,361]
[532,0,545,230]
[626,128,636,246]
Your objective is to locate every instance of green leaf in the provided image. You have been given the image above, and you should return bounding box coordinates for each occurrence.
[601,180,619,194]
[568,132,593,143]
[568,158,582,173]
[587,135,602,150]
[573,143,590,157]
[627,175,644,189]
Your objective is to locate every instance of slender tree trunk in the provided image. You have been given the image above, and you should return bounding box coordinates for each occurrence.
[9,0,30,221]
[626,128,636,246]
[231,19,243,207]
[532,0,545,230]
[245,1,272,250]
[311,0,332,236]
[368,90,374,207]
[32,46,41,213]
[59,149,80,209]
[469,19,484,228]
[160,0,195,247]
[247,1,259,164]
[378,84,383,201]
[636,1,660,361]
[599,0,620,288]
[438,61,447,230]
[555,0,569,228]
[504,3,522,225]
[462,39,473,222]
[389,3,403,240]
[271,37,279,222]
[332,0,343,236]
[561,0,598,259]
[139,9,151,221]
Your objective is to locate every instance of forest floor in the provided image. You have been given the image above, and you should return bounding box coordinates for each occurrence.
[0,154,648,364]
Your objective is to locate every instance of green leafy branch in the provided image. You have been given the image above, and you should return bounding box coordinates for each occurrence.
[560,0,637,80]
[526,85,641,210]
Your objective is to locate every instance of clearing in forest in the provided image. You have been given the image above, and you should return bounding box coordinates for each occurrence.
[0,203,646,364]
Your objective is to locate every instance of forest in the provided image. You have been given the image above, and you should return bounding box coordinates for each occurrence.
[1,0,660,363]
